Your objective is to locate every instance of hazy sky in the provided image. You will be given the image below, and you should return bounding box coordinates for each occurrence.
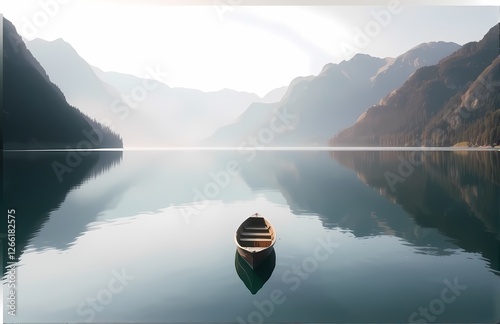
[2,1,499,96]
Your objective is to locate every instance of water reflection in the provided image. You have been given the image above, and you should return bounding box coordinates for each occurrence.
[2,151,122,274]
[331,150,500,275]
[219,150,499,275]
[235,249,276,295]
[3,150,499,323]
[4,149,497,278]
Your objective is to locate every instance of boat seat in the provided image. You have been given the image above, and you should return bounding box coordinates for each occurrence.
[239,238,272,242]
[240,232,271,237]
[244,226,269,231]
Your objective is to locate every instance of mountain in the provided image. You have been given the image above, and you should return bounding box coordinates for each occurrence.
[3,18,122,149]
[26,38,263,146]
[204,75,314,146]
[426,56,500,146]
[92,69,262,144]
[206,41,460,146]
[261,86,288,103]
[26,38,126,123]
[370,41,462,98]
[331,24,499,147]
[26,38,168,146]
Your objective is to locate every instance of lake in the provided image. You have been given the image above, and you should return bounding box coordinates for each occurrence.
[3,149,499,323]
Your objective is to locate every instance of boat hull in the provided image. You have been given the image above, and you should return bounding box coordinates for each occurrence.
[236,245,275,269]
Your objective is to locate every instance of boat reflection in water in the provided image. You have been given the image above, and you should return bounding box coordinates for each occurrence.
[234,249,276,295]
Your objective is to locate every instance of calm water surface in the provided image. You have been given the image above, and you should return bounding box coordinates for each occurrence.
[3,150,499,323]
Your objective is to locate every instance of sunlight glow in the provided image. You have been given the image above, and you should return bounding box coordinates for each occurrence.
[2,2,498,96]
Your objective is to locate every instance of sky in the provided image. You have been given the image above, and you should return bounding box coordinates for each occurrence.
[2,1,499,97]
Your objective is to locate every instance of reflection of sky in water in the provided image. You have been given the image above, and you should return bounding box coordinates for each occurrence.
[14,200,499,323]
[4,151,500,323]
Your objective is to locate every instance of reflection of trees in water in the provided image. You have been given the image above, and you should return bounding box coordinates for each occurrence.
[237,151,460,254]
[2,151,123,275]
[331,150,499,274]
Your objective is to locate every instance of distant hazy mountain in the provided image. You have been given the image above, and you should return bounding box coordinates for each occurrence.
[331,23,499,147]
[261,86,288,103]
[27,38,264,146]
[26,38,158,146]
[26,38,124,120]
[206,41,460,146]
[93,68,263,144]
[205,75,314,146]
[93,67,263,143]
[3,18,122,149]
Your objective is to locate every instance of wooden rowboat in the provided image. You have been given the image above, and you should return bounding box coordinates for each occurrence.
[235,213,276,269]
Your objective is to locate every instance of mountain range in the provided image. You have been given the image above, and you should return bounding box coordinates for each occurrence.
[331,23,499,147]
[26,38,287,146]
[206,41,461,146]
[6,18,498,149]
[3,18,122,149]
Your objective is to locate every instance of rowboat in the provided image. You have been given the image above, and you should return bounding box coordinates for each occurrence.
[235,249,276,294]
[235,213,276,269]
